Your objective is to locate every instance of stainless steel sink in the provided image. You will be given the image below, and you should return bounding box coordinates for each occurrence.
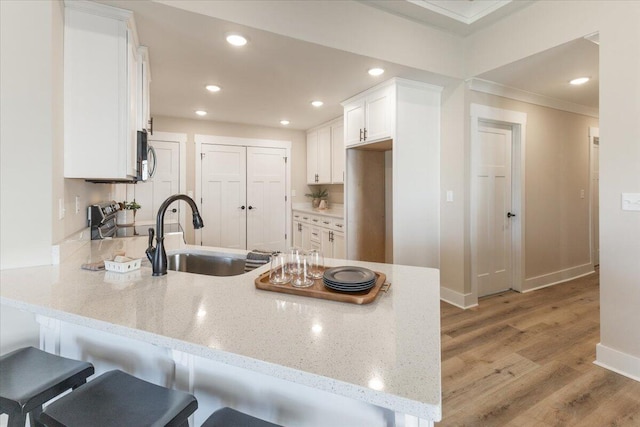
[166,252,246,276]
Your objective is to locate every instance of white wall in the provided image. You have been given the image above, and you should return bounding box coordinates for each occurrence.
[1,0,55,269]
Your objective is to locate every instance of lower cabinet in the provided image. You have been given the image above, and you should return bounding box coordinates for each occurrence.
[292,210,345,258]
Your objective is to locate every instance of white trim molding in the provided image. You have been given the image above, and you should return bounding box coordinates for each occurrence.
[522,263,595,293]
[595,343,640,382]
[148,132,188,236]
[467,78,599,119]
[440,286,478,310]
[470,104,527,304]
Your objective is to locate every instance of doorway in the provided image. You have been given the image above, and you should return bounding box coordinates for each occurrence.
[123,132,187,231]
[195,135,291,252]
[470,104,526,300]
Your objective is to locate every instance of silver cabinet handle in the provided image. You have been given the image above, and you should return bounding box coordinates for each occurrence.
[359,129,363,142]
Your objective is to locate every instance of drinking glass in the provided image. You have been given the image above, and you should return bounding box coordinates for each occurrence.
[287,247,303,276]
[291,255,314,288]
[306,249,324,280]
[269,253,290,284]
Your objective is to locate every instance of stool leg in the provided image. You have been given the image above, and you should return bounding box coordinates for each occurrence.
[7,412,26,427]
[30,405,45,427]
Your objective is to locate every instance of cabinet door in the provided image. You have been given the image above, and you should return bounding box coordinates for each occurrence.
[293,221,303,248]
[306,131,318,184]
[365,88,392,142]
[64,7,132,179]
[331,123,345,183]
[320,228,333,258]
[332,231,346,259]
[126,30,139,177]
[300,223,312,251]
[316,126,332,183]
[344,101,365,147]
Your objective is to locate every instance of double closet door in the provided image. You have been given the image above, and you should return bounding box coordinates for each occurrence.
[200,144,287,252]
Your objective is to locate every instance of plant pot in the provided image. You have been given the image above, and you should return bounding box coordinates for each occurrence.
[312,198,320,209]
[116,210,135,225]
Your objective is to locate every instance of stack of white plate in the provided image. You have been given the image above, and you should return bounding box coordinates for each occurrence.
[323,266,376,292]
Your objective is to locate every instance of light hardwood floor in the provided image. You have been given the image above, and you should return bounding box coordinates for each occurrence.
[438,271,640,426]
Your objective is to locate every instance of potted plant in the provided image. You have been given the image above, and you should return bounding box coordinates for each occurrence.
[117,200,141,225]
[305,188,328,209]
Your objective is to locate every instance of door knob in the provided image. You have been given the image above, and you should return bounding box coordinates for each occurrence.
[240,206,246,210]
[507,212,516,218]
[248,206,255,210]
[171,208,177,213]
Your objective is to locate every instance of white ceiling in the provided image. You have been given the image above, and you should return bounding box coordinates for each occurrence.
[96,0,598,131]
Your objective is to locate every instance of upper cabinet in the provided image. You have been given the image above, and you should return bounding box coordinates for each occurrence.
[63,1,150,180]
[343,84,394,148]
[307,117,344,185]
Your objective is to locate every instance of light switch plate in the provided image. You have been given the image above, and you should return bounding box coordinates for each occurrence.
[446,190,453,202]
[622,193,640,211]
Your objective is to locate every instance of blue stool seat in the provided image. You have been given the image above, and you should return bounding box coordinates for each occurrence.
[40,369,197,427]
[0,346,94,427]
[201,407,283,427]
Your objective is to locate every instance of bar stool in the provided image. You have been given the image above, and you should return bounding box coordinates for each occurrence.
[201,407,283,427]
[0,346,94,427]
[40,369,198,427]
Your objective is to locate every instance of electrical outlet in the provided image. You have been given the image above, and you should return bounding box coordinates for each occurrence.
[292,190,297,197]
[580,189,585,199]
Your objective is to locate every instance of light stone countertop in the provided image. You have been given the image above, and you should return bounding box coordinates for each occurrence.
[0,234,441,421]
[292,203,344,219]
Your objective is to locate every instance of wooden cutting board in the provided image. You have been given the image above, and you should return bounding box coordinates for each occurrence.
[254,268,388,305]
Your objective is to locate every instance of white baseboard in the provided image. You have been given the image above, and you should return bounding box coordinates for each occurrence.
[522,263,594,293]
[595,343,640,382]
[440,286,478,309]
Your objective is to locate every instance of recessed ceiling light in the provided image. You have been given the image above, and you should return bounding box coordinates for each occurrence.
[226,34,248,47]
[569,77,590,85]
[195,110,207,116]
[205,85,221,92]
[368,68,385,76]
[280,120,290,126]
[311,100,323,107]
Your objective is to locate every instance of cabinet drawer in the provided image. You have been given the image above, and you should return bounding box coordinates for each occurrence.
[331,219,345,232]
[310,226,321,243]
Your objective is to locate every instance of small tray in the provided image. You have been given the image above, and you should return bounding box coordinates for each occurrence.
[104,258,141,273]
[254,267,388,305]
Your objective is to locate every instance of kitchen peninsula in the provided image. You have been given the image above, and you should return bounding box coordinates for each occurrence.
[0,234,441,426]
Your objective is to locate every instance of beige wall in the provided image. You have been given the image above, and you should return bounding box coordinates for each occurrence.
[470,92,598,281]
[154,115,312,243]
[464,0,640,380]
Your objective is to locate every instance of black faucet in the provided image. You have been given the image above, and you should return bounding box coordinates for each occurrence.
[146,194,204,276]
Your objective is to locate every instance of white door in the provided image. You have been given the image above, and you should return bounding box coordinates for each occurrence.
[133,140,180,223]
[590,128,600,266]
[246,147,287,252]
[331,122,345,183]
[306,131,318,184]
[475,123,513,297]
[333,232,346,259]
[200,145,247,249]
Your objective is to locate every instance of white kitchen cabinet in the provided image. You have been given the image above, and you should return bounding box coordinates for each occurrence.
[343,78,442,268]
[306,126,331,184]
[63,1,147,180]
[343,85,394,148]
[292,210,346,258]
[137,46,152,134]
[331,122,345,184]
[307,117,344,185]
